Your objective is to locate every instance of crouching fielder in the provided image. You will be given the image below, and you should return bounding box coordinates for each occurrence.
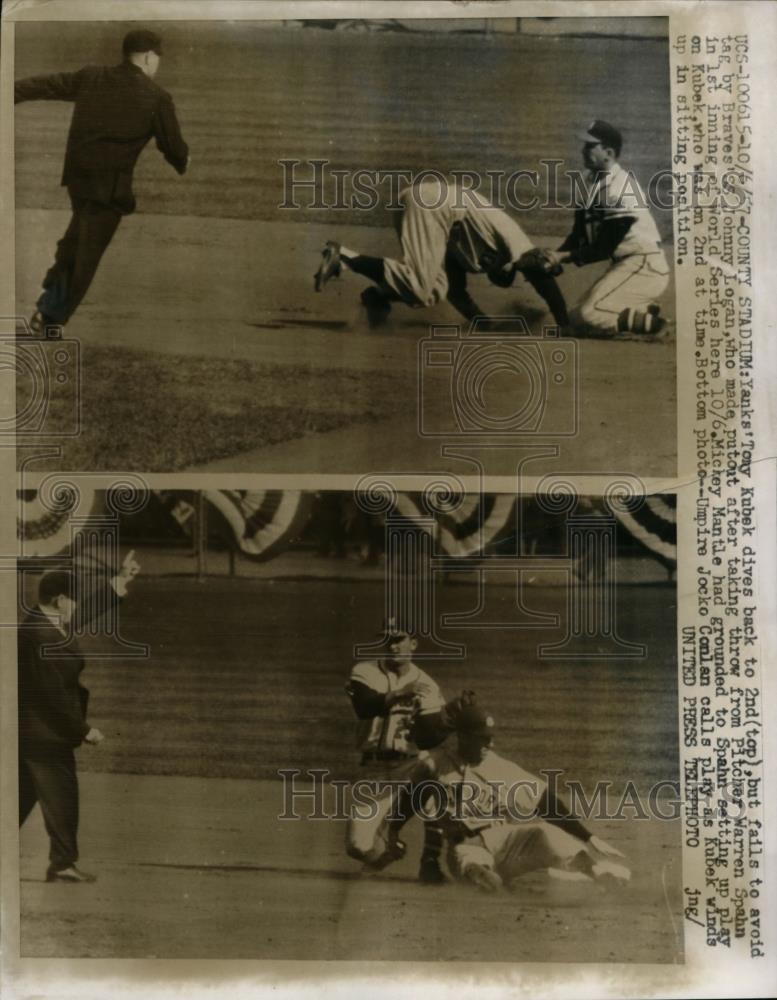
[315,177,568,329]
[396,704,630,893]
[541,119,671,340]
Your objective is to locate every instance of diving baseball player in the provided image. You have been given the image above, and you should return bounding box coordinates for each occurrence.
[315,177,568,330]
[394,703,630,893]
[344,621,472,884]
[534,119,670,340]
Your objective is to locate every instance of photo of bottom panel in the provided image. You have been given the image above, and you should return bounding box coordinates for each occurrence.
[17,486,682,962]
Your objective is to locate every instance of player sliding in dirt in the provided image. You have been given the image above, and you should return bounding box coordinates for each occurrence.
[314,176,569,330]
[389,702,631,893]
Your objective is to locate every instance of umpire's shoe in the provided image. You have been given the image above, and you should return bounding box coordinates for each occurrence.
[361,286,392,329]
[314,241,342,291]
[29,310,61,337]
[46,865,97,883]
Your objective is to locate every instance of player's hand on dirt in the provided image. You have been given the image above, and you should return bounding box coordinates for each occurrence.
[84,727,104,745]
[588,835,625,859]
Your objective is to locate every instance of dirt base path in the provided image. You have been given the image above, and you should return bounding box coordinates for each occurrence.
[17,209,677,476]
[20,772,683,962]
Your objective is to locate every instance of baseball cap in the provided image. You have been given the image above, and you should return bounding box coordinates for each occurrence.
[122,29,163,57]
[579,119,623,154]
[455,704,496,735]
[377,616,412,638]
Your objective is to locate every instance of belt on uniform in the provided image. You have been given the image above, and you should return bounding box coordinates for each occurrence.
[360,749,416,765]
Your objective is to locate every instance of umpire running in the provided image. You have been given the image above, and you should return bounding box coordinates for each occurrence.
[15,29,189,333]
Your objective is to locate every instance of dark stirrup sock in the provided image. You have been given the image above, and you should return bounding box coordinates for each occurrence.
[522,269,570,327]
[344,254,387,285]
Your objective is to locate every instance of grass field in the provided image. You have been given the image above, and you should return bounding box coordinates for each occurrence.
[76,577,679,788]
[20,575,683,961]
[16,341,403,470]
[14,22,677,474]
[15,21,673,238]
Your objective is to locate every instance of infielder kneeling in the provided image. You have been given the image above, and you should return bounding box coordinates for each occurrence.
[315,177,568,330]
[393,703,630,893]
[537,119,670,340]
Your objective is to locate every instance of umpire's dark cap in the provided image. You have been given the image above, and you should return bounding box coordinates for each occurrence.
[579,119,623,155]
[123,29,163,57]
[38,570,74,604]
[456,704,496,735]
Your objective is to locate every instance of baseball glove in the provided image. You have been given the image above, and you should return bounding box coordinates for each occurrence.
[442,689,478,730]
[516,247,564,277]
[480,250,517,288]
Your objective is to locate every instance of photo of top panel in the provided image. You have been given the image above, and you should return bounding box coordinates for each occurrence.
[13,16,675,476]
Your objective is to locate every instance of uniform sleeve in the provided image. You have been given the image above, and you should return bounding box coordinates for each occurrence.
[537,785,592,842]
[558,208,587,253]
[14,70,83,104]
[153,91,189,174]
[345,679,387,720]
[567,216,635,266]
[71,579,121,633]
[18,632,90,742]
[414,673,445,715]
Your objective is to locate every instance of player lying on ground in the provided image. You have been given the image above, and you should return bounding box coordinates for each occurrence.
[344,621,477,884]
[314,177,569,330]
[529,119,671,341]
[388,702,631,893]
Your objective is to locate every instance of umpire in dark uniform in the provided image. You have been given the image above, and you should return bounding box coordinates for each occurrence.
[18,553,140,883]
[15,29,189,332]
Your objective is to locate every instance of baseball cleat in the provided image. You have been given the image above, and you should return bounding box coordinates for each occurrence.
[591,859,631,884]
[463,863,503,893]
[46,865,97,883]
[314,241,342,291]
[546,867,594,883]
[360,286,392,329]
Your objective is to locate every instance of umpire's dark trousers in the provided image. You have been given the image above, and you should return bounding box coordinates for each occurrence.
[19,746,79,871]
[37,195,122,325]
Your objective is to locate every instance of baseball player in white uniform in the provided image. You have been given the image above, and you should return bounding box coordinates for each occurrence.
[315,176,569,330]
[345,622,470,883]
[395,703,630,892]
[545,119,670,340]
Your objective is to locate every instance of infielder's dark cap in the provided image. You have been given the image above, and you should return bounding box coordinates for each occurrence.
[455,704,496,735]
[579,119,623,153]
[377,617,412,641]
[122,29,163,57]
[38,570,74,604]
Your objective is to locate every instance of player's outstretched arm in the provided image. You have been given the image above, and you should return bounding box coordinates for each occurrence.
[538,785,594,843]
[153,92,189,175]
[14,71,82,104]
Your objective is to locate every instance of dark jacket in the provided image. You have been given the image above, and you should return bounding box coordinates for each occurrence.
[18,610,91,749]
[15,62,189,213]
